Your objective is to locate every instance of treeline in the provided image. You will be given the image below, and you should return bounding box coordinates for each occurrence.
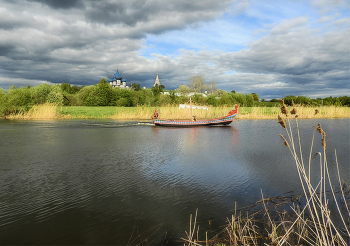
[0,79,349,117]
[279,95,350,106]
[0,79,255,116]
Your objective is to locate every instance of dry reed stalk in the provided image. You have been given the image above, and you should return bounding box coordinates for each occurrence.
[7,104,59,119]
[275,100,350,246]
[279,99,289,116]
[278,115,286,128]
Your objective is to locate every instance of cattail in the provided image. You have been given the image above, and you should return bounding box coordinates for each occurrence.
[278,115,286,128]
[316,123,326,149]
[291,108,297,115]
[279,99,289,115]
[316,123,325,135]
[322,135,326,150]
[315,109,319,115]
[279,134,289,147]
[281,105,289,115]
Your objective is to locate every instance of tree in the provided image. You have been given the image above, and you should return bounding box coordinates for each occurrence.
[207,80,217,94]
[76,86,93,106]
[188,75,205,93]
[283,95,297,106]
[177,85,190,95]
[71,85,82,94]
[84,78,113,106]
[61,82,73,94]
[112,88,132,106]
[215,89,227,96]
[30,83,51,104]
[206,95,218,106]
[251,93,259,102]
[47,85,64,105]
[151,84,165,96]
[6,86,33,108]
[130,83,141,91]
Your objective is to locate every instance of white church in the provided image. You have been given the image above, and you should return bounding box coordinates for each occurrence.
[108,69,129,88]
[108,69,161,89]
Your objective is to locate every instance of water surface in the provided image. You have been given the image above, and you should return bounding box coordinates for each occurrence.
[0,118,349,244]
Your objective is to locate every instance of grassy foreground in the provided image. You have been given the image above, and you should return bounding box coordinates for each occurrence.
[5,104,350,120]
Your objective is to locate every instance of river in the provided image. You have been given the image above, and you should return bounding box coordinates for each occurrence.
[0,118,349,245]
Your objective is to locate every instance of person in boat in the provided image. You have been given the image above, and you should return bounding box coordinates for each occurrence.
[153,109,159,119]
[192,115,197,121]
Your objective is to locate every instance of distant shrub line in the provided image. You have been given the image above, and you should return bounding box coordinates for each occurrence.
[0,79,349,117]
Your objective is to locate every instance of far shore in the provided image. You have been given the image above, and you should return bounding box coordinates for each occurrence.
[2,105,349,120]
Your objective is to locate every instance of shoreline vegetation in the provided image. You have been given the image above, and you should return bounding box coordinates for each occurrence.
[3,104,350,120]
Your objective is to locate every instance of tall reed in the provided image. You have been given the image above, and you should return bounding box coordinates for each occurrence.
[6,103,59,119]
[104,105,350,120]
[272,100,350,245]
[182,100,350,245]
[4,105,349,120]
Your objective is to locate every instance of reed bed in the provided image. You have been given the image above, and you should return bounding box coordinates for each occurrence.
[111,105,349,120]
[6,103,60,120]
[182,100,350,245]
[3,105,349,120]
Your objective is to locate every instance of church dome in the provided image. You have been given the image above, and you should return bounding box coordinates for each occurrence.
[115,70,122,80]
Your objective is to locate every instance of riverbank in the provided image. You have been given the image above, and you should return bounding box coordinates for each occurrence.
[4,104,350,120]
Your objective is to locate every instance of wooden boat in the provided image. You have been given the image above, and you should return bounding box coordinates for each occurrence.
[152,105,238,127]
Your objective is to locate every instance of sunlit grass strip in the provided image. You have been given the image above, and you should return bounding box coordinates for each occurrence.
[58,106,117,119]
[5,105,350,120]
[111,106,350,120]
[7,103,59,119]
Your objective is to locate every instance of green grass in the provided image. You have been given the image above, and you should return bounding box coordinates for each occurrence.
[58,106,118,118]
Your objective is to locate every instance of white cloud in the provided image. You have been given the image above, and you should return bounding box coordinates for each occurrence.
[270,16,308,35]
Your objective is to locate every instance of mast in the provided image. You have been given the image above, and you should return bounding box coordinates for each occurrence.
[190,97,192,117]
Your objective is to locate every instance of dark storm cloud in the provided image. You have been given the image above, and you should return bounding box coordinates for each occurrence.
[0,44,15,56]
[84,0,233,26]
[27,0,83,9]
[0,0,235,90]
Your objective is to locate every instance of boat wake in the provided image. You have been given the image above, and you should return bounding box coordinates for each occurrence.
[137,122,154,126]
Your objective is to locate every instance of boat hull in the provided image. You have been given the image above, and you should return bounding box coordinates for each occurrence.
[153,113,237,127]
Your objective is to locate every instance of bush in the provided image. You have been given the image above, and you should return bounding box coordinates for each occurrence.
[6,86,33,107]
[76,86,93,106]
[116,98,129,107]
[30,83,51,104]
[206,95,218,106]
[111,88,132,106]
[47,85,64,105]
[84,79,113,106]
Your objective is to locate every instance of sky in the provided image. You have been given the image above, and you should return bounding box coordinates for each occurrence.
[0,0,349,100]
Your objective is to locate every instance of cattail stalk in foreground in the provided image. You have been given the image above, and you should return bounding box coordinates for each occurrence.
[276,104,349,246]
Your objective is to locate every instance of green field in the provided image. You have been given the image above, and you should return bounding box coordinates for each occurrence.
[58,106,118,118]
